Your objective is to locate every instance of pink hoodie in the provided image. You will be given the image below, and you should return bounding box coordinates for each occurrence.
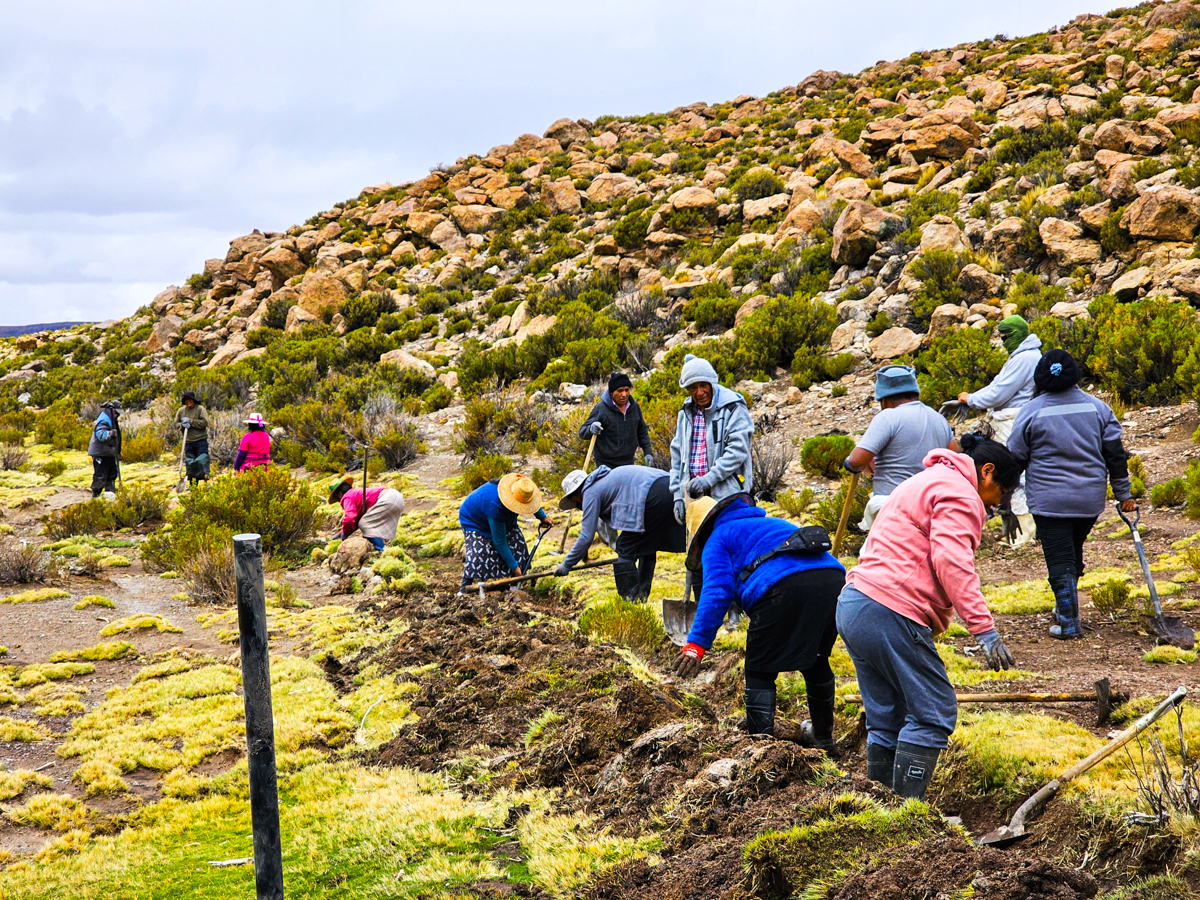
[846,449,994,636]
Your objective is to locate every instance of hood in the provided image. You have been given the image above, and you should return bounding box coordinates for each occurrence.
[1011,333,1042,356]
[581,465,611,494]
[923,448,978,489]
[687,383,745,413]
[679,354,720,389]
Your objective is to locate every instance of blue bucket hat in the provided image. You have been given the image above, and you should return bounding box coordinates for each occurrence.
[874,365,919,400]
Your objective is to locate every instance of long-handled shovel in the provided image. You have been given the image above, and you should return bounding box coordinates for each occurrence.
[832,471,861,558]
[663,568,698,647]
[555,433,599,555]
[1117,504,1195,650]
[174,425,190,492]
[979,684,1187,847]
[466,557,617,596]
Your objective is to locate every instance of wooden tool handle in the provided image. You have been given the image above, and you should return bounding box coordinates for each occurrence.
[557,433,600,553]
[583,432,598,471]
[469,556,616,591]
[1058,685,1187,783]
[832,471,860,558]
[842,690,1101,705]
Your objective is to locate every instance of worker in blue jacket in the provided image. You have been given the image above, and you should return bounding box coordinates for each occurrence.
[672,494,845,750]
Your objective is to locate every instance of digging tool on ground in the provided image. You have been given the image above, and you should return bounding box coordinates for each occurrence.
[832,471,860,558]
[556,433,598,555]
[841,678,1122,726]
[979,684,1187,848]
[467,556,617,596]
[664,568,698,647]
[1117,503,1195,650]
[174,425,190,492]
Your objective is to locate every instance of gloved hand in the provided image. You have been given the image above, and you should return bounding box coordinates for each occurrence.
[588,421,604,436]
[180,418,191,429]
[644,454,655,468]
[975,628,1015,671]
[671,643,705,678]
[553,563,570,577]
[687,476,710,498]
[674,500,686,525]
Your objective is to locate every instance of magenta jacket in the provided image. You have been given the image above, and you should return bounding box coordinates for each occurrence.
[339,487,386,537]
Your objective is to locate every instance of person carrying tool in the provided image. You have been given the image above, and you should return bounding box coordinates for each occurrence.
[88,399,123,498]
[836,434,1021,799]
[458,474,553,593]
[234,413,271,472]
[956,315,1042,546]
[1007,349,1136,640]
[329,476,406,552]
[670,494,845,750]
[553,464,685,601]
[579,372,654,470]
[844,365,955,531]
[669,354,754,525]
[173,391,211,484]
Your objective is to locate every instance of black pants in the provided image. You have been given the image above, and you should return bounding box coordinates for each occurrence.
[1033,514,1098,580]
[91,457,119,497]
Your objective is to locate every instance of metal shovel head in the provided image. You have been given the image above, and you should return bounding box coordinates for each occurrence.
[664,571,697,647]
[1141,613,1196,651]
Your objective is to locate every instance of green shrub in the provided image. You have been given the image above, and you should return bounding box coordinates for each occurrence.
[683,282,743,331]
[908,251,966,325]
[800,435,855,479]
[1087,295,1200,404]
[991,122,1077,166]
[916,328,1007,407]
[733,295,838,379]
[1186,460,1200,520]
[453,453,512,496]
[1005,272,1065,319]
[421,383,454,413]
[578,598,666,652]
[1150,478,1188,508]
[40,459,67,482]
[339,292,397,331]
[34,403,90,452]
[109,483,170,530]
[865,311,890,338]
[1090,578,1132,612]
[734,169,785,203]
[1099,209,1131,254]
[776,488,815,519]
[261,296,293,330]
[372,423,425,470]
[42,500,112,540]
[613,208,651,249]
[120,428,165,464]
[791,348,855,390]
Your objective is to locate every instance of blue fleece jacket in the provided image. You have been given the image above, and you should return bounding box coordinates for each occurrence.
[687,502,844,650]
[459,481,546,570]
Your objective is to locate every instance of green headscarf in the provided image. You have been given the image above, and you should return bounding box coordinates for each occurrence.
[997,315,1030,354]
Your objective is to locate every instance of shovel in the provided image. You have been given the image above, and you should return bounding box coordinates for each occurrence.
[832,471,860,558]
[664,568,698,647]
[555,433,599,555]
[174,425,190,492]
[979,684,1187,847]
[1116,503,1195,650]
[466,556,616,596]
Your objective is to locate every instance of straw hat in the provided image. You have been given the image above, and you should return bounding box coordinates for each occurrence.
[244,413,267,427]
[497,473,542,516]
[558,469,587,510]
[328,475,355,503]
[685,493,752,571]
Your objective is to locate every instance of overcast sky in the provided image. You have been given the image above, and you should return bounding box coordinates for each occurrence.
[0,1,1106,326]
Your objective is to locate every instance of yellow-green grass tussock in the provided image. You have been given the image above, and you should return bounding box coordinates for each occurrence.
[73,595,114,610]
[983,580,1053,615]
[0,588,69,605]
[0,768,52,802]
[99,614,181,637]
[0,716,48,742]
[14,662,94,687]
[1144,645,1198,664]
[50,641,134,662]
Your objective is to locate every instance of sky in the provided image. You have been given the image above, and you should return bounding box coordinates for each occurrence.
[0,0,1109,326]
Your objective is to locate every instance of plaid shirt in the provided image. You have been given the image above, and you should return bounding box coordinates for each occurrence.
[688,408,708,478]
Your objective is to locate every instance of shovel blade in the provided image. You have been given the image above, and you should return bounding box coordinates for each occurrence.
[1141,614,1196,651]
[977,824,1028,848]
[664,570,697,647]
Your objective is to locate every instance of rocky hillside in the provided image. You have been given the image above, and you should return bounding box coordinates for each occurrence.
[2,1,1200,473]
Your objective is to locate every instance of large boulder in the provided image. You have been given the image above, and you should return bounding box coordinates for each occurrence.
[902,100,982,161]
[544,118,589,145]
[928,303,969,337]
[781,199,824,233]
[1157,103,1200,131]
[1094,150,1139,203]
[869,327,922,360]
[144,315,183,353]
[1092,119,1172,156]
[585,173,639,204]
[429,220,468,252]
[666,186,718,218]
[995,95,1066,131]
[450,204,505,233]
[1111,266,1153,300]
[832,201,902,267]
[919,215,966,253]
[296,273,349,316]
[541,179,582,216]
[742,193,790,221]
[379,348,436,379]
[330,535,375,574]
[958,264,1003,298]
[801,132,876,177]
[1121,185,1200,241]
[983,217,1031,267]
[1147,0,1194,26]
[1039,218,1103,268]
[490,186,531,210]
[406,211,446,239]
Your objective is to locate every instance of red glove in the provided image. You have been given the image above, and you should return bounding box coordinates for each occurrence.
[671,642,706,678]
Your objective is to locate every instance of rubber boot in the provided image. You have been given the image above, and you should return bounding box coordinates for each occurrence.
[612,559,640,601]
[634,555,657,602]
[799,677,837,753]
[866,743,896,788]
[893,741,941,800]
[1048,575,1082,639]
[744,687,777,736]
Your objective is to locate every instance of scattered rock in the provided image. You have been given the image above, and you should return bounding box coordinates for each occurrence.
[870,326,922,360]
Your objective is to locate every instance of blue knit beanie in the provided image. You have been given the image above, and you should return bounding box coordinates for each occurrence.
[874,365,920,400]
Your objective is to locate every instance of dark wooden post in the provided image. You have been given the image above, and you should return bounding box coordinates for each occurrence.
[233,533,285,899]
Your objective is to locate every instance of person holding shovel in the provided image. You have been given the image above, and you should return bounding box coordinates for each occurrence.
[671,494,845,750]
[88,399,123,498]
[844,365,955,531]
[329,476,406,552]
[554,464,685,601]
[173,391,211,484]
[458,474,553,594]
[1007,349,1136,640]
[837,434,1021,799]
[578,372,654,470]
[234,413,271,472]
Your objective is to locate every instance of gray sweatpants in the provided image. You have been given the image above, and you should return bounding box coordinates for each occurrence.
[836,584,958,750]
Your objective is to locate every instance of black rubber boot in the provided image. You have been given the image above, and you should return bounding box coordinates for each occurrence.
[612,559,640,601]
[799,677,837,753]
[634,555,657,602]
[892,741,941,800]
[866,743,895,787]
[1049,574,1082,639]
[744,687,777,736]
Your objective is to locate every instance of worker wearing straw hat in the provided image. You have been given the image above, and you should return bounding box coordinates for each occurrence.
[329,475,406,552]
[234,413,272,472]
[458,473,554,594]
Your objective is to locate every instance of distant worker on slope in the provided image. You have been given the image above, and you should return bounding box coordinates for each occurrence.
[1007,350,1136,640]
[578,372,655,470]
[88,399,123,499]
[554,464,685,602]
[669,354,754,525]
[837,435,1020,800]
[329,475,406,552]
[671,494,845,751]
[234,413,271,472]
[843,365,955,531]
[457,474,553,594]
[957,315,1042,546]
[173,391,210,484]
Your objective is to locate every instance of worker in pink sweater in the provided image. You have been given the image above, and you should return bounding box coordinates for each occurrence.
[836,434,1021,800]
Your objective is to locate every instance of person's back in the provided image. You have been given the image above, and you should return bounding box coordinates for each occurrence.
[459,481,513,533]
[858,401,953,495]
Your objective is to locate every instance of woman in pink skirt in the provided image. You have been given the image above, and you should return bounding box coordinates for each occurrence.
[235,413,272,472]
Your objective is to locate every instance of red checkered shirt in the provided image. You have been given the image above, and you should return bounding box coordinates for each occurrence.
[688,408,708,478]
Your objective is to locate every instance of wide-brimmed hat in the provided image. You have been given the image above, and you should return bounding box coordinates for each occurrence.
[328,475,354,503]
[181,391,197,404]
[244,413,267,427]
[498,473,542,516]
[558,469,588,510]
[685,493,751,571]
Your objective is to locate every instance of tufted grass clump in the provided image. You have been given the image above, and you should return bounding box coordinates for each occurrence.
[100,615,182,637]
[800,435,855,480]
[6,793,90,832]
[524,709,565,748]
[1090,579,1133,612]
[0,587,69,605]
[776,488,815,520]
[983,580,1054,615]
[15,662,95,687]
[73,595,114,610]
[1151,478,1188,509]
[50,641,134,662]
[579,598,666,653]
[25,683,87,717]
[1144,645,1197,665]
[0,716,48,742]
[0,768,52,801]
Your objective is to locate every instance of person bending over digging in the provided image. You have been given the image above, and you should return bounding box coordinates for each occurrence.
[836,434,1020,800]
[1007,349,1136,640]
[844,365,955,531]
[554,464,685,602]
[578,372,654,470]
[669,354,754,525]
[457,474,553,594]
[671,494,845,751]
[173,391,211,484]
[329,475,405,552]
[88,399,123,498]
[234,413,271,472]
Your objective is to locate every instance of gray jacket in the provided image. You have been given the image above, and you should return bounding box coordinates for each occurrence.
[1008,385,1132,518]
[966,333,1042,412]
[564,465,667,568]
[88,409,122,460]
[669,384,754,503]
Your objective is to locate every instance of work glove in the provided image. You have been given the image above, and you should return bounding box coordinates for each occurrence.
[180,418,191,429]
[588,421,604,436]
[686,475,711,498]
[674,500,686,525]
[644,453,655,468]
[671,643,705,678]
[975,628,1015,671]
[553,563,570,577]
